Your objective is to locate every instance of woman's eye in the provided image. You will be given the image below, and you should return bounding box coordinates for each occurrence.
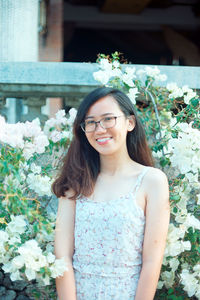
[85,120,95,125]
[104,117,114,122]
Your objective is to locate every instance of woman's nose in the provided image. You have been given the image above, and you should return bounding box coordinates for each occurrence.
[95,122,106,133]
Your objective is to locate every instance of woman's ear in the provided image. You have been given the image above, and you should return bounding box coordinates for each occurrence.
[127,115,135,132]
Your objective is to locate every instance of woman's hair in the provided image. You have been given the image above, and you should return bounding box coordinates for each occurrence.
[52,87,154,200]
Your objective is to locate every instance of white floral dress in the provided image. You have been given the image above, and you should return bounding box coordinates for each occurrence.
[72,167,149,300]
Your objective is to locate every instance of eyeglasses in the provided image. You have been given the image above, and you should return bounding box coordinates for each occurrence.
[80,115,124,133]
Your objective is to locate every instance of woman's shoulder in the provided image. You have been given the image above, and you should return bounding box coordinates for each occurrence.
[144,166,169,196]
[58,189,76,204]
[144,166,168,181]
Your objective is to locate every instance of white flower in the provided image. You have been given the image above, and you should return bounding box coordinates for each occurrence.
[10,270,22,281]
[182,240,191,251]
[55,109,65,120]
[49,130,62,143]
[169,88,183,99]
[50,257,68,278]
[125,66,136,78]
[182,85,191,93]
[185,214,200,231]
[68,108,77,125]
[185,172,198,183]
[27,173,52,197]
[23,142,35,160]
[169,258,179,272]
[161,270,175,288]
[12,255,25,269]
[167,122,200,175]
[25,268,36,281]
[6,215,26,235]
[18,240,41,255]
[152,150,163,159]
[166,82,178,91]
[34,134,49,153]
[164,224,187,256]
[93,70,110,85]
[122,73,135,87]
[55,109,67,126]
[30,163,41,174]
[99,58,112,72]
[184,91,196,104]
[44,117,57,129]
[157,280,164,289]
[137,66,167,82]
[112,60,120,68]
[127,88,139,105]
[180,269,199,297]
[2,262,15,273]
[23,119,41,138]
[47,253,55,264]
[8,236,21,245]
[110,68,122,78]
[0,231,9,243]
[40,275,50,285]
[62,131,71,139]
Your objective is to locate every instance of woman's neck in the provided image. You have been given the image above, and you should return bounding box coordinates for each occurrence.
[100,151,136,176]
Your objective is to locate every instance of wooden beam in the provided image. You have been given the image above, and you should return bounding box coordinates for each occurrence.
[101,0,152,14]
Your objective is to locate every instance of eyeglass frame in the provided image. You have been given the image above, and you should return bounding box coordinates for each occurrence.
[80,115,125,133]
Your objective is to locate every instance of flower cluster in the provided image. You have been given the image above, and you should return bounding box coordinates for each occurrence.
[0,117,49,159]
[93,57,167,105]
[167,122,200,174]
[180,264,200,298]
[27,173,53,197]
[0,216,68,285]
[0,109,77,291]
[44,108,77,143]
[137,66,167,82]
[166,82,197,104]
[93,58,139,104]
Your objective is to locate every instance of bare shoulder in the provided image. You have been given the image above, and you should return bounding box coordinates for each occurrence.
[145,167,168,186]
[144,167,169,205]
[57,189,76,220]
[59,189,76,204]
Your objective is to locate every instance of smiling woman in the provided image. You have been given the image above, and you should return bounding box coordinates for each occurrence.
[52,87,170,300]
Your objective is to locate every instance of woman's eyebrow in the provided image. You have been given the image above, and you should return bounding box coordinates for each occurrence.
[85,113,114,120]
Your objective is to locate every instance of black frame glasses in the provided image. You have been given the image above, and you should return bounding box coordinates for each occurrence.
[80,115,124,133]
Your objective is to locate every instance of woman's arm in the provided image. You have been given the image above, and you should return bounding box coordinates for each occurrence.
[54,192,77,300]
[135,168,170,300]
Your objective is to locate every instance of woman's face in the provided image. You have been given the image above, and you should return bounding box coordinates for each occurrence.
[84,95,135,157]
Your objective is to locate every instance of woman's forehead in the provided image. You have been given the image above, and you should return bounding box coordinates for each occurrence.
[86,95,121,118]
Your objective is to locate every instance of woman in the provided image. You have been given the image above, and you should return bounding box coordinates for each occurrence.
[53,87,170,300]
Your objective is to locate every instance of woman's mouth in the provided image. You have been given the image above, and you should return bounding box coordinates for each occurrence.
[96,137,112,145]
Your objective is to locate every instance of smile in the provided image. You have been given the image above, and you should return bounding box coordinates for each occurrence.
[96,137,112,145]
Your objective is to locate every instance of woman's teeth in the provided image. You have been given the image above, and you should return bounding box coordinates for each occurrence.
[97,137,112,143]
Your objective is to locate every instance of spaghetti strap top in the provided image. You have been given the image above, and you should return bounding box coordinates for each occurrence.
[72,166,150,300]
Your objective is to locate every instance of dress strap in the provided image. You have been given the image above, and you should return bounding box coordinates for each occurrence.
[133,167,150,195]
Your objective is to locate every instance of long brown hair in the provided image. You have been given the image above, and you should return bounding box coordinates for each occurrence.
[52,87,154,200]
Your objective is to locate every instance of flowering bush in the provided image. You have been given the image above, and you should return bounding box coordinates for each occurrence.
[0,108,76,298]
[0,53,199,299]
[94,53,200,299]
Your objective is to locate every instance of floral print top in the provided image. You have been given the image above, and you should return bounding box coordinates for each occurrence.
[72,167,149,300]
